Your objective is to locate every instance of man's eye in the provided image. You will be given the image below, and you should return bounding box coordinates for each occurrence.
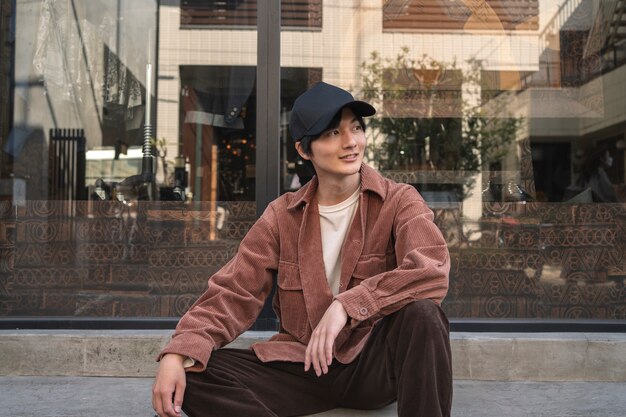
[353,125,362,131]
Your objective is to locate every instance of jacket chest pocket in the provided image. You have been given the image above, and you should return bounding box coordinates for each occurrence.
[277,262,309,341]
[349,254,389,289]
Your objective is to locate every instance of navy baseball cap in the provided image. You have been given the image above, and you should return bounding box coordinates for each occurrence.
[289,82,376,142]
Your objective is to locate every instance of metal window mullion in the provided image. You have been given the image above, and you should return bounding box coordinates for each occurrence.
[255,0,281,219]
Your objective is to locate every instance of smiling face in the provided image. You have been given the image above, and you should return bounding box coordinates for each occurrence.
[295,107,366,185]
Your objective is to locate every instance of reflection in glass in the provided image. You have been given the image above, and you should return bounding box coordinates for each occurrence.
[1,0,625,321]
[180,66,257,202]
[280,0,626,321]
[180,0,322,28]
[0,0,260,319]
[4,0,157,202]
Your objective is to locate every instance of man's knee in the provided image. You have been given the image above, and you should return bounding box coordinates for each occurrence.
[396,299,449,334]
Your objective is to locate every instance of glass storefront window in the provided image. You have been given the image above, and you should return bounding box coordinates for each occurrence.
[0,0,259,319]
[280,0,626,321]
[0,0,625,324]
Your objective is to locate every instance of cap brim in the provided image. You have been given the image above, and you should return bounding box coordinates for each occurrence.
[344,101,376,118]
[303,100,376,139]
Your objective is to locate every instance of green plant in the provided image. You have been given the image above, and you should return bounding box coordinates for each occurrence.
[360,47,520,182]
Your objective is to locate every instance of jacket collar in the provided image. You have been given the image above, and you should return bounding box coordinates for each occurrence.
[286,163,386,211]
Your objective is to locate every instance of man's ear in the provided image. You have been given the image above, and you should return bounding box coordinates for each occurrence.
[295,141,311,160]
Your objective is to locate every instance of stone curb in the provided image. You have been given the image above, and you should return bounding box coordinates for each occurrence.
[1,331,625,381]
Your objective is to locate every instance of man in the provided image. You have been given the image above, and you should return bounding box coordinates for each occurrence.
[152,82,452,417]
[585,148,618,203]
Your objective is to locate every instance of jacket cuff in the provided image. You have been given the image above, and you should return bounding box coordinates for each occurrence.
[183,357,196,368]
[335,285,379,321]
[157,333,215,372]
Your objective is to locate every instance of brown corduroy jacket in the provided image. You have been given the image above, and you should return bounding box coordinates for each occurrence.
[158,164,450,372]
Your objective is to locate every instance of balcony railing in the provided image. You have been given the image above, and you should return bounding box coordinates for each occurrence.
[180,0,322,28]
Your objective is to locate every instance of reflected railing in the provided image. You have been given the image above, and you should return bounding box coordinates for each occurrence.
[537,0,584,55]
[530,0,626,89]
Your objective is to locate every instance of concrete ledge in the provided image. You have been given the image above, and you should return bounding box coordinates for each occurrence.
[1,330,625,381]
[452,332,626,382]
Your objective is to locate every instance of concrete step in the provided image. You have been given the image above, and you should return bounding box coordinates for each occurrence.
[1,331,626,381]
[0,377,625,417]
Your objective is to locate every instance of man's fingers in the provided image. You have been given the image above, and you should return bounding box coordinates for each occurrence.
[325,334,334,366]
[151,388,161,416]
[154,380,182,417]
[311,331,322,376]
[152,382,168,417]
[304,340,312,371]
[173,381,186,415]
[305,339,316,373]
[160,387,175,417]
[151,385,169,417]
[317,331,328,374]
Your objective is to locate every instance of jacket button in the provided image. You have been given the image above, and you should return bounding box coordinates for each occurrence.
[359,307,368,316]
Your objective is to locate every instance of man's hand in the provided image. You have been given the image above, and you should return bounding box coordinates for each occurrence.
[152,353,187,417]
[304,300,348,377]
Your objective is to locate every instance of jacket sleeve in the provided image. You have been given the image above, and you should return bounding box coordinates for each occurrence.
[157,205,280,371]
[335,186,450,322]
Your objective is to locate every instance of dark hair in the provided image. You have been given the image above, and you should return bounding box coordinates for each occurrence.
[298,110,366,155]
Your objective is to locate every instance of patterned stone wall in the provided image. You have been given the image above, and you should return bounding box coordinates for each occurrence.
[0,199,625,319]
[439,202,626,319]
[0,200,254,317]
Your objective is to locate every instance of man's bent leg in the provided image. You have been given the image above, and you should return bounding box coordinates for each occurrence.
[333,299,452,417]
[183,348,337,417]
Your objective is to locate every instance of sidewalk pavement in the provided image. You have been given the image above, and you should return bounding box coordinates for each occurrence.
[1,376,625,417]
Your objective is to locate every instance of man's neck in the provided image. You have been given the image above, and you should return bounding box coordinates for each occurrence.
[316,173,361,206]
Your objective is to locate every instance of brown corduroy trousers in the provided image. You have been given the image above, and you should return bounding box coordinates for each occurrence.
[182,299,452,417]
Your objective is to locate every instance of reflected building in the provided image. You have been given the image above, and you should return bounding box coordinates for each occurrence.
[0,0,625,322]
